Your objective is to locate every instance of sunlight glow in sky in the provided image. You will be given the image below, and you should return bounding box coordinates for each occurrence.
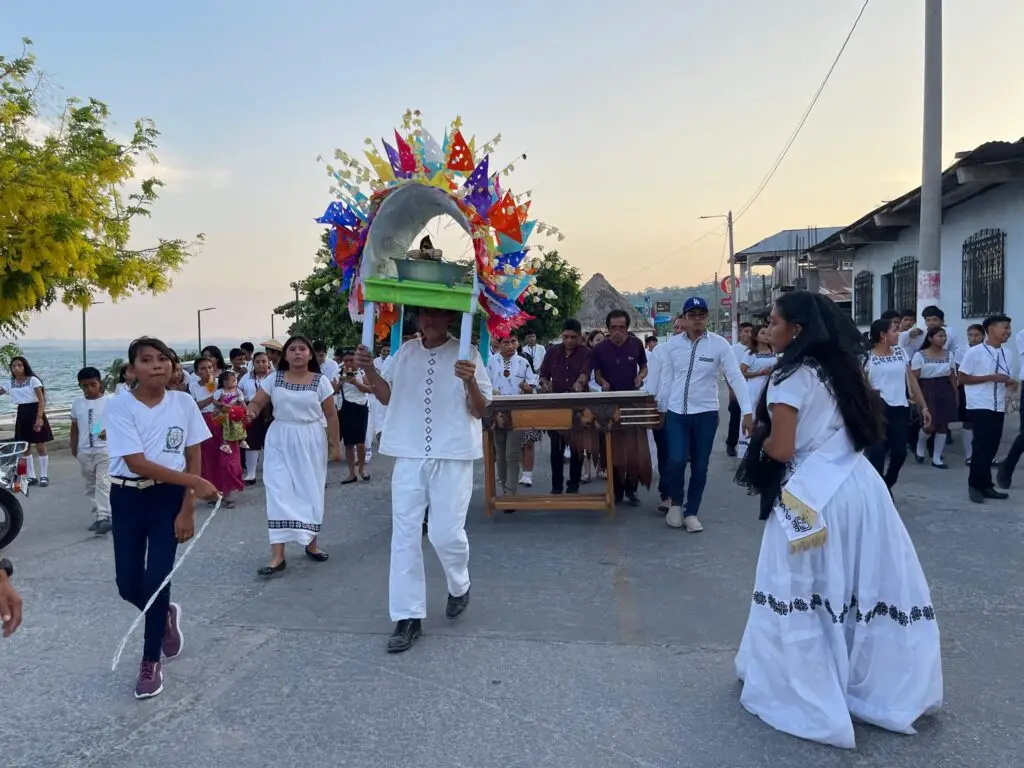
[6,0,1024,342]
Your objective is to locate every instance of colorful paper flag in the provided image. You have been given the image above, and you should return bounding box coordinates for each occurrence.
[498,220,536,253]
[364,150,395,182]
[394,130,418,174]
[446,130,475,172]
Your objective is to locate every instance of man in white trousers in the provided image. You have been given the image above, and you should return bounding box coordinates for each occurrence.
[355,307,492,653]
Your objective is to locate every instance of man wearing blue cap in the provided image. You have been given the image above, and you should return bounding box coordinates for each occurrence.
[643,297,752,531]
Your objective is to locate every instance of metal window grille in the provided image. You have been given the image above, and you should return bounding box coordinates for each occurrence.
[881,272,894,312]
[853,271,874,325]
[961,229,1005,318]
[892,256,918,315]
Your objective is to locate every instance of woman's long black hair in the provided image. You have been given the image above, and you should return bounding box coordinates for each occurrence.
[735,291,884,518]
[920,325,946,354]
[8,355,38,383]
[279,335,322,374]
[201,345,227,372]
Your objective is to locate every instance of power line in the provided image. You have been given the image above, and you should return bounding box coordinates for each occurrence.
[614,225,726,284]
[734,0,870,223]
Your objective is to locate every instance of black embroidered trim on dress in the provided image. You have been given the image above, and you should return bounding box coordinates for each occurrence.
[268,520,322,532]
[751,591,935,627]
[274,371,323,392]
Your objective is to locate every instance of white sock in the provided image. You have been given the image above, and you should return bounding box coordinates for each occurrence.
[932,432,947,465]
[25,455,36,479]
[963,428,974,461]
[916,431,929,458]
[244,450,260,480]
[39,455,49,477]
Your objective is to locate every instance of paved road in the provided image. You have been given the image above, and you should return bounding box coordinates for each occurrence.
[2,420,1022,768]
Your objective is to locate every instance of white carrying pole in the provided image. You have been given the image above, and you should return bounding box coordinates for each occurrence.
[458,258,480,361]
[361,301,376,350]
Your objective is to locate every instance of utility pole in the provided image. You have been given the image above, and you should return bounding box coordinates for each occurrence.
[917,0,943,314]
[727,210,737,343]
[700,211,737,341]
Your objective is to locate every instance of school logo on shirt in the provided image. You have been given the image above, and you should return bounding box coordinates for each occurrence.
[699,356,714,363]
[164,426,184,453]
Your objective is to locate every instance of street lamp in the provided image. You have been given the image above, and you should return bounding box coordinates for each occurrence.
[699,212,737,342]
[82,300,104,368]
[197,307,216,351]
[271,313,277,339]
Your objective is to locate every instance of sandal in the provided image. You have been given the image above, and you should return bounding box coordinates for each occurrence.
[222,498,236,509]
[341,477,358,485]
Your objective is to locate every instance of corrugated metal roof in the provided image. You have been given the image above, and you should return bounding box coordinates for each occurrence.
[809,137,1024,254]
[735,227,843,265]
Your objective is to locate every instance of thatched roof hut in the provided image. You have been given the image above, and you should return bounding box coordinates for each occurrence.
[578,273,655,334]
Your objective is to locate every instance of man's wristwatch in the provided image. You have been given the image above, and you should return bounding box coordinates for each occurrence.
[0,558,13,578]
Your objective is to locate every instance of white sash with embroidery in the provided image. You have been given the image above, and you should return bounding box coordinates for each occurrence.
[773,426,860,553]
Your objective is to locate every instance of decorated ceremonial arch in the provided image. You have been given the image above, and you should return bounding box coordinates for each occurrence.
[313,110,563,351]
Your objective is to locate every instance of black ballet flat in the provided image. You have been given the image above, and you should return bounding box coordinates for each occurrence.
[305,547,329,563]
[257,560,287,577]
[341,477,358,485]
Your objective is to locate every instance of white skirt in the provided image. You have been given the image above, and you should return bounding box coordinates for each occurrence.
[263,420,328,546]
[735,455,943,749]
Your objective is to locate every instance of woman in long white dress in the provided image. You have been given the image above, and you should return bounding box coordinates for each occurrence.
[733,291,942,750]
[246,336,342,576]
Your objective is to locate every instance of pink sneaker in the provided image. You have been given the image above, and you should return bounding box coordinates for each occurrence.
[161,603,184,660]
[134,660,164,699]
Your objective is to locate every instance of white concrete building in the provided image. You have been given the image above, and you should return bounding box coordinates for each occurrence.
[807,140,1024,354]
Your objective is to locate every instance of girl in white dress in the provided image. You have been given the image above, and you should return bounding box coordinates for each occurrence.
[734,291,942,750]
[737,326,777,458]
[246,336,341,576]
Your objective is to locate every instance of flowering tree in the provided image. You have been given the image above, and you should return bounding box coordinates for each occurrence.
[519,250,582,342]
[0,38,203,336]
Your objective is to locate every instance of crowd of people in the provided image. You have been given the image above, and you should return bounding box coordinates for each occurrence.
[1,292,1022,750]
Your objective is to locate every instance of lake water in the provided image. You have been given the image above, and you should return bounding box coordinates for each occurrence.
[1,340,242,418]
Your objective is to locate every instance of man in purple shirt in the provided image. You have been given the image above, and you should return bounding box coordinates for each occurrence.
[592,309,649,504]
[538,318,591,493]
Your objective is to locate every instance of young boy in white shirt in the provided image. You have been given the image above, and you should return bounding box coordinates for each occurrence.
[957,314,1017,503]
[105,337,219,700]
[70,367,113,535]
[355,308,492,654]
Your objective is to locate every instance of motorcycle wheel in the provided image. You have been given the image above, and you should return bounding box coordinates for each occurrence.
[0,488,25,549]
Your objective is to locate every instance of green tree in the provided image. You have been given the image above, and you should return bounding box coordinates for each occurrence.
[520,250,582,341]
[0,38,203,335]
[274,232,362,347]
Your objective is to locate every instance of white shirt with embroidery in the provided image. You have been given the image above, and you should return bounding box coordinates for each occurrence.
[959,342,1011,413]
[379,338,492,461]
[487,353,531,396]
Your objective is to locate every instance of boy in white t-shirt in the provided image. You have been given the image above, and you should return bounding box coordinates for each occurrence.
[105,337,219,700]
[70,367,113,535]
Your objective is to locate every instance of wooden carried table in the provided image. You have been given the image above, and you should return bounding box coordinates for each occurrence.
[481,391,661,517]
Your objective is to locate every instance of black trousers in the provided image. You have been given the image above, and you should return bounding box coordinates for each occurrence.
[651,426,670,500]
[1000,409,1024,479]
[968,409,1005,490]
[548,431,582,491]
[111,483,184,662]
[726,397,741,450]
[868,405,910,488]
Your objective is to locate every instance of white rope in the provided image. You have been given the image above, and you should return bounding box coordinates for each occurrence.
[111,496,223,672]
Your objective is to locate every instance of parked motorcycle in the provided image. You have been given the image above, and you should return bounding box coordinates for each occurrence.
[0,441,28,549]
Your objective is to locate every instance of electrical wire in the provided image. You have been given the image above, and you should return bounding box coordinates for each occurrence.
[734,0,870,223]
[614,225,726,284]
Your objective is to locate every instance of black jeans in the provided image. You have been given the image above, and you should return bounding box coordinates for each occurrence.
[726,397,741,450]
[548,431,582,491]
[968,409,1005,490]
[1000,408,1024,479]
[111,483,184,662]
[868,405,910,488]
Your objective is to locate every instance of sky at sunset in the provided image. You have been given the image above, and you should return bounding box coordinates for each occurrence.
[5,0,1024,342]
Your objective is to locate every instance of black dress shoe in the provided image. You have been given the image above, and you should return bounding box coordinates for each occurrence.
[626,492,640,507]
[387,619,422,653]
[257,560,287,576]
[446,589,470,619]
[996,470,1011,490]
[968,487,985,504]
[305,547,329,562]
[550,486,563,494]
[726,446,737,458]
[982,487,1009,500]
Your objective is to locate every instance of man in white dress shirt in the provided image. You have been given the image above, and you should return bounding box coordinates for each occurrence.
[355,308,492,653]
[487,335,533,499]
[519,331,546,380]
[644,297,752,532]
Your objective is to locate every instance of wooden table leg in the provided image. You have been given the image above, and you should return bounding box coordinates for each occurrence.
[483,430,496,517]
[603,430,615,518]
